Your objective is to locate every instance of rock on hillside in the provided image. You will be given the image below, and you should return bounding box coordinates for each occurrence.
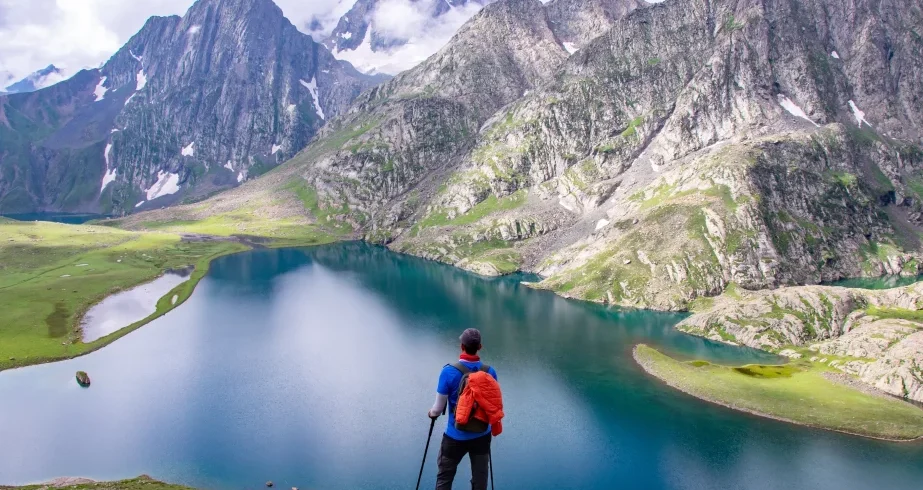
[676,282,923,403]
[0,0,380,215]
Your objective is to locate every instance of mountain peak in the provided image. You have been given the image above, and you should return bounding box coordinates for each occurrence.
[2,64,65,94]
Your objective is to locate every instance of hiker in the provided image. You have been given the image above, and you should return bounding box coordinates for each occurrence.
[426,328,503,490]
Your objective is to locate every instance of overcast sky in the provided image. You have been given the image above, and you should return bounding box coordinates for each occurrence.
[0,0,356,86]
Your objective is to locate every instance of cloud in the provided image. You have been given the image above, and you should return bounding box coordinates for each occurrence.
[336,0,486,75]
[0,0,347,84]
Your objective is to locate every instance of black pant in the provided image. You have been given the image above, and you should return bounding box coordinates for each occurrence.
[435,433,491,490]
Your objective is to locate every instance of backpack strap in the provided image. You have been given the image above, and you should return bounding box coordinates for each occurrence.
[450,362,472,375]
[479,365,490,373]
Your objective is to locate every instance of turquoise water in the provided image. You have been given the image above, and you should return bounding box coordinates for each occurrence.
[1,243,923,489]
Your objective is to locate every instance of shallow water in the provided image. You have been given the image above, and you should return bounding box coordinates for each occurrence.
[1,243,922,490]
[80,271,190,342]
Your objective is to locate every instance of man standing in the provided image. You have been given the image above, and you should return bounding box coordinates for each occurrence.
[427,328,499,490]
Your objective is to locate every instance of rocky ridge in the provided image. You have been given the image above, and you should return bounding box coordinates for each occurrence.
[0,0,380,215]
[125,0,923,314]
[677,282,923,404]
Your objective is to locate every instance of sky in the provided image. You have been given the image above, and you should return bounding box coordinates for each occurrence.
[0,0,489,88]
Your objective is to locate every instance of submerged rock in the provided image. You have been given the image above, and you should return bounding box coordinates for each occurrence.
[75,371,91,387]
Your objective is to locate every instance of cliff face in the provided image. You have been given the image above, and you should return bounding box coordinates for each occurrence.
[0,0,380,215]
[676,282,923,404]
[125,0,923,313]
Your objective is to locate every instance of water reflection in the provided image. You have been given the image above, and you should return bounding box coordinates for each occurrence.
[80,271,189,342]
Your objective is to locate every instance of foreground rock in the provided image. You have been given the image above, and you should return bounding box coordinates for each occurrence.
[0,475,193,490]
[75,371,91,387]
[678,283,923,403]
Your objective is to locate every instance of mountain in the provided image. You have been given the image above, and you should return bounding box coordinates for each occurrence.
[0,0,382,215]
[323,0,492,75]
[2,65,65,94]
[126,0,923,312]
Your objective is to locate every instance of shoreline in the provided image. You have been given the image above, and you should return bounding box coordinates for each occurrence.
[0,243,244,373]
[0,233,340,373]
[632,345,923,443]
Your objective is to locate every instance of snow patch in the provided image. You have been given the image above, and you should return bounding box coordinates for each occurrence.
[136,70,147,91]
[595,219,610,231]
[145,171,180,200]
[76,264,89,267]
[848,100,871,127]
[341,32,352,40]
[129,49,143,63]
[237,172,245,183]
[104,143,113,167]
[188,25,201,34]
[110,128,119,133]
[224,161,234,171]
[181,142,195,157]
[562,42,578,54]
[777,94,819,127]
[101,168,117,191]
[135,200,146,208]
[94,76,108,101]
[287,103,296,114]
[124,92,137,107]
[300,78,325,120]
[271,144,282,155]
[831,51,840,59]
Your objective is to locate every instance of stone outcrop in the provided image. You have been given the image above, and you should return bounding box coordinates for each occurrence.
[678,282,923,403]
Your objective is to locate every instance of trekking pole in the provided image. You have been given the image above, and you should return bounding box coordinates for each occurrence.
[415,417,437,490]
[489,446,495,490]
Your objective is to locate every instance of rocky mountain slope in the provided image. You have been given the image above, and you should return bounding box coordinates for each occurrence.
[0,0,381,215]
[124,0,923,312]
[677,282,923,404]
[1,65,64,95]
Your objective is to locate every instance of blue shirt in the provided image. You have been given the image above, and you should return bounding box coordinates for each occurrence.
[437,360,499,441]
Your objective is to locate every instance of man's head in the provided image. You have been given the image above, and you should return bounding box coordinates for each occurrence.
[459,328,482,355]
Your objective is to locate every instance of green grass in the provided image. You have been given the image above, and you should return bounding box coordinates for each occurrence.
[0,220,249,371]
[865,307,923,322]
[634,345,923,440]
[418,191,527,230]
[1,475,194,490]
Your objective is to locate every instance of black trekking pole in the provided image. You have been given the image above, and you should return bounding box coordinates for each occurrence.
[489,446,495,490]
[415,417,437,490]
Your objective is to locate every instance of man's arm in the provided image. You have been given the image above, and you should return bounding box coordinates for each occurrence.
[428,394,448,418]
[428,366,452,418]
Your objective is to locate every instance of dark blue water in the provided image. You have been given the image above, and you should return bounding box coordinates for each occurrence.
[1,243,922,489]
[2,213,108,225]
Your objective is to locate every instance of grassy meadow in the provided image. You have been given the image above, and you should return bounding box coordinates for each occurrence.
[634,344,923,441]
[0,218,248,370]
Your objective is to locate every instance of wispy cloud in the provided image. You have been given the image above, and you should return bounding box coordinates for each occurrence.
[335,0,486,75]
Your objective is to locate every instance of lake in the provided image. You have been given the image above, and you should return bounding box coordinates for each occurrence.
[1,243,922,489]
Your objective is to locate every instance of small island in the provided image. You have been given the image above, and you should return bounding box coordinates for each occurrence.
[75,371,91,387]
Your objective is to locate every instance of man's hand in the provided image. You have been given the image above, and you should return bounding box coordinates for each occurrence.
[428,409,440,419]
